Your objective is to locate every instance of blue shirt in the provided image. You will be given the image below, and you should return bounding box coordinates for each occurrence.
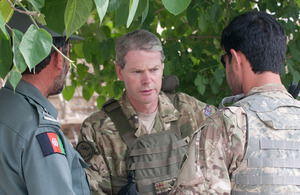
[0,80,90,195]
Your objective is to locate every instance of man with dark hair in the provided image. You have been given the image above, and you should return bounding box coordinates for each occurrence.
[77,29,216,194]
[0,11,90,195]
[173,11,300,194]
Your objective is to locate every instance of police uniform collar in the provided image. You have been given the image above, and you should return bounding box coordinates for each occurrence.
[5,80,58,118]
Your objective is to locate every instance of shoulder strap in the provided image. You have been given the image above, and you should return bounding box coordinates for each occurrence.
[102,98,136,147]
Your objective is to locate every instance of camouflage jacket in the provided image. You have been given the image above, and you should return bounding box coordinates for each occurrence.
[77,91,216,195]
[173,83,298,195]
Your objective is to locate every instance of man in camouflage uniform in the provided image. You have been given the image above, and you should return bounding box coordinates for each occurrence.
[76,29,216,194]
[173,11,300,194]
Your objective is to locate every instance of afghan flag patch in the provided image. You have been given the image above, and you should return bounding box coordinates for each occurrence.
[36,132,66,156]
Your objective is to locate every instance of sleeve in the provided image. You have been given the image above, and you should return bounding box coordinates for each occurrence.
[22,129,76,195]
[176,93,218,132]
[77,116,112,195]
[173,107,247,194]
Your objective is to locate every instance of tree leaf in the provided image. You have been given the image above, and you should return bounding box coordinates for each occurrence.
[19,25,52,71]
[194,74,208,95]
[127,0,139,27]
[8,68,22,91]
[0,0,13,23]
[161,0,191,15]
[29,0,45,11]
[42,0,67,35]
[12,29,27,72]
[82,84,94,101]
[64,0,94,38]
[141,0,149,24]
[107,0,122,11]
[115,0,129,27]
[95,0,109,25]
[0,10,9,38]
[62,85,75,101]
[214,68,225,85]
[0,31,12,79]
[96,95,106,109]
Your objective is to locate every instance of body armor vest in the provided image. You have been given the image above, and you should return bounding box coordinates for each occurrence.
[102,95,193,195]
[230,93,300,194]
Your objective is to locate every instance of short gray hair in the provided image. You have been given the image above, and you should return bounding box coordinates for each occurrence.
[115,29,165,69]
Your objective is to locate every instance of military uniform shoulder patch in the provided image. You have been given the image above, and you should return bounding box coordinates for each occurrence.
[76,141,95,162]
[204,105,212,116]
[36,132,65,156]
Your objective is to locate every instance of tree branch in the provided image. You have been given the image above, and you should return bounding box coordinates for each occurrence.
[7,0,40,16]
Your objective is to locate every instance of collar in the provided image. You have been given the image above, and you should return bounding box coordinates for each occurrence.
[4,80,58,118]
[119,91,181,133]
[246,83,292,98]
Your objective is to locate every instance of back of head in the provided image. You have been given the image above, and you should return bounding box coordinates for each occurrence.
[221,11,287,74]
[115,29,165,69]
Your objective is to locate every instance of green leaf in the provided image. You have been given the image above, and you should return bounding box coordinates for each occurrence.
[96,95,106,109]
[64,0,94,38]
[82,85,94,101]
[198,9,207,32]
[0,10,9,38]
[0,0,13,23]
[141,0,149,24]
[115,0,129,27]
[42,0,67,35]
[12,29,27,72]
[95,0,109,25]
[186,6,198,28]
[8,68,22,91]
[161,0,191,15]
[107,0,122,11]
[214,68,225,85]
[19,25,52,71]
[194,74,208,95]
[62,85,75,101]
[29,0,45,11]
[77,64,89,79]
[209,0,220,23]
[0,31,12,79]
[127,0,139,27]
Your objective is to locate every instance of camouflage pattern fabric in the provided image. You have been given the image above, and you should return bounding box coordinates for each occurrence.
[77,91,216,195]
[173,83,300,194]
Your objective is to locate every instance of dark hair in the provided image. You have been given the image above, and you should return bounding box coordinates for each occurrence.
[22,37,69,74]
[221,11,287,74]
[115,29,165,69]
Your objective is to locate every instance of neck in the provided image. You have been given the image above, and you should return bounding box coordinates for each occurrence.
[243,71,282,95]
[22,70,53,98]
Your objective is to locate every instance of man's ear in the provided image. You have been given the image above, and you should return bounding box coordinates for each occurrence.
[230,49,242,71]
[115,62,123,81]
[50,48,63,70]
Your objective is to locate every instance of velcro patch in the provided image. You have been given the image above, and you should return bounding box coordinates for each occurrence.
[154,178,176,194]
[76,141,94,162]
[204,105,212,116]
[36,132,65,156]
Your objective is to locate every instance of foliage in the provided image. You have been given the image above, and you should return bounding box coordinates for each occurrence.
[1,0,300,107]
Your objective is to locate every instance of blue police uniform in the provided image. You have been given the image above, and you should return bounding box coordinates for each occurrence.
[0,80,90,195]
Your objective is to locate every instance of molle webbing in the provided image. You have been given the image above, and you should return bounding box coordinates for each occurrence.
[260,139,300,150]
[102,98,191,194]
[232,94,300,194]
[236,175,300,185]
[247,139,300,169]
[126,130,188,194]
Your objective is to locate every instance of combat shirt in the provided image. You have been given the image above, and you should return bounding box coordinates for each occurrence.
[173,83,295,194]
[78,91,216,195]
[0,80,90,195]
